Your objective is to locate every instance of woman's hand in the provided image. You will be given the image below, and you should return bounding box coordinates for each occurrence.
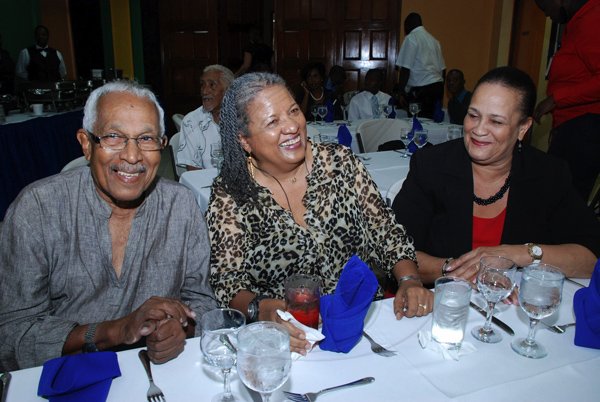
[300,81,309,94]
[263,299,312,356]
[533,96,555,123]
[447,245,531,282]
[393,280,434,319]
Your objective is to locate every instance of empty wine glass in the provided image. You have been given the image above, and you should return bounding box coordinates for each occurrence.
[511,263,565,358]
[380,104,393,119]
[409,102,421,119]
[211,143,224,170]
[310,105,319,123]
[471,256,517,343]
[200,308,246,402]
[236,322,291,402]
[413,129,429,150]
[317,105,328,124]
[399,127,414,157]
[340,103,349,121]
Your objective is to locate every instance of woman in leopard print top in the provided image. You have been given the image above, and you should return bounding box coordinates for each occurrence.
[207,72,433,355]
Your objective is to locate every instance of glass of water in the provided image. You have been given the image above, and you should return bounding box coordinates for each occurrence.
[447,125,463,141]
[236,322,291,402]
[511,263,564,358]
[432,276,473,351]
[413,129,429,150]
[211,143,224,169]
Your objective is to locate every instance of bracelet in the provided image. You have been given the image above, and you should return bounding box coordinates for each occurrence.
[442,257,454,277]
[397,274,422,285]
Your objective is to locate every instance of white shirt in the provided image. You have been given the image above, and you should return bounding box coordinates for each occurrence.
[395,26,445,89]
[347,90,391,121]
[177,106,220,169]
[15,47,67,80]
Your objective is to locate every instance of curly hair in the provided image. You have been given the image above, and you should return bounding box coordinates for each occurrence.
[218,72,287,206]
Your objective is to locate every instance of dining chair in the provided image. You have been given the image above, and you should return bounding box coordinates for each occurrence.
[61,156,88,172]
[355,119,408,153]
[169,132,187,177]
[343,90,359,106]
[172,113,184,131]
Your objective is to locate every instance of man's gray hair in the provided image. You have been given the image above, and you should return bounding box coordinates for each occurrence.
[203,64,235,89]
[82,80,166,137]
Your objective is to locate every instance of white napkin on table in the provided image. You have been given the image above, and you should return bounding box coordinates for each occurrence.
[277,309,325,360]
[417,329,477,361]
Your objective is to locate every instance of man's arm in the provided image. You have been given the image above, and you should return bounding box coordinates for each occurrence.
[56,50,67,79]
[15,48,29,80]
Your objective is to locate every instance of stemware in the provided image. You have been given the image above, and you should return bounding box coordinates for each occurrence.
[447,125,463,141]
[310,105,319,123]
[380,104,393,119]
[210,143,224,170]
[200,308,246,402]
[413,129,429,150]
[236,322,292,402]
[317,105,328,123]
[340,103,349,121]
[471,256,517,343]
[399,127,414,157]
[511,263,565,358]
[409,102,421,119]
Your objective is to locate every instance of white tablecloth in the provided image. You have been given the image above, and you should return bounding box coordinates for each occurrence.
[179,151,409,213]
[6,279,599,402]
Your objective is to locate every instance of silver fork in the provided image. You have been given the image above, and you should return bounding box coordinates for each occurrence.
[283,377,375,402]
[362,331,397,357]
[540,321,576,334]
[138,350,166,402]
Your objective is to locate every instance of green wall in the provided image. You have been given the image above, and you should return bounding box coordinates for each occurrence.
[0,0,40,61]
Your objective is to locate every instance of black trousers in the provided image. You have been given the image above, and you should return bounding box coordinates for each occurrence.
[408,81,444,119]
[548,113,600,201]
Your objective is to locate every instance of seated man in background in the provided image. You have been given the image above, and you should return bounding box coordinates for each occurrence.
[177,65,234,170]
[0,80,217,371]
[347,68,391,121]
[446,69,472,125]
[15,25,67,82]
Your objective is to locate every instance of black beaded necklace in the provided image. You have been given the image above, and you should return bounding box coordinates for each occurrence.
[473,173,512,206]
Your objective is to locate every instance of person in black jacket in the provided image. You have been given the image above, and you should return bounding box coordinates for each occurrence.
[393,66,600,286]
[446,69,471,125]
[15,25,66,82]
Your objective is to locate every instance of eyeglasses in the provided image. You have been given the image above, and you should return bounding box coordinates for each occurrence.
[88,131,165,151]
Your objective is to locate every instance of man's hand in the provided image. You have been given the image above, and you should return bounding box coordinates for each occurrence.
[533,96,555,123]
[146,318,188,363]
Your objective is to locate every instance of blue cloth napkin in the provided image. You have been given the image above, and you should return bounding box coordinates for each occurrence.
[433,100,445,123]
[337,124,352,148]
[574,259,600,349]
[319,255,378,353]
[325,99,335,123]
[387,97,396,119]
[38,352,121,402]
[406,116,423,154]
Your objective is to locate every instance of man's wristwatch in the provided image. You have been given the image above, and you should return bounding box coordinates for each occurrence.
[526,243,543,264]
[247,295,269,323]
[82,323,99,353]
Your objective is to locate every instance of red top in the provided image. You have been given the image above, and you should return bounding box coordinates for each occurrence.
[547,0,600,127]
[472,208,507,250]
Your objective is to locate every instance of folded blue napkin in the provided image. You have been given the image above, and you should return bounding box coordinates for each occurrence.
[433,100,445,123]
[325,99,335,123]
[573,259,600,349]
[387,98,396,119]
[319,255,378,353]
[337,124,352,148]
[406,116,422,154]
[38,352,121,402]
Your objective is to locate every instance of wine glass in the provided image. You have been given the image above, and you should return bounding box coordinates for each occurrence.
[413,129,429,150]
[236,322,292,402]
[310,105,319,123]
[447,125,463,141]
[409,102,421,119]
[511,263,565,358]
[200,308,246,402]
[211,143,224,170]
[317,105,328,124]
[380,104,393,119]
[340,102,349,122]
[399,127,414,157]
[471,256,517,343]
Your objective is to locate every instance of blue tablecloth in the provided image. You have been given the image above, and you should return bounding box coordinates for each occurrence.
[0,110,83,219]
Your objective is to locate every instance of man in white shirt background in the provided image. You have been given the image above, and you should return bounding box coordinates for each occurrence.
[15,25,67,82]
[395,13,445,119]
[348,68,391,121]
[177,64,234,171]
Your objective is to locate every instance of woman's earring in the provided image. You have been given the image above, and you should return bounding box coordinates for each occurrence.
[247,154,255,179]
[518,140,523,153]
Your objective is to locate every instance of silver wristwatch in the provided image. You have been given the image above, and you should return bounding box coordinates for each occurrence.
[526,243,543,264]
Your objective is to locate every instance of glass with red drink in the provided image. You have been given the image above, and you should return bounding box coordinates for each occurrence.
[284,274,321,329]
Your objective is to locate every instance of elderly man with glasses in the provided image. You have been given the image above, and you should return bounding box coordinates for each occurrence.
[0,81,217,371]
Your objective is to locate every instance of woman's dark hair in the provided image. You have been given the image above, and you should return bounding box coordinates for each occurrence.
[473,66,537,120]
[301,62,326,82]
[218,72,287,206]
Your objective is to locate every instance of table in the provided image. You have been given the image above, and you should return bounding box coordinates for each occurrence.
[179,151,409,213]
[0,110,84,220]
[5,279,599,401]
[310,118,457,154]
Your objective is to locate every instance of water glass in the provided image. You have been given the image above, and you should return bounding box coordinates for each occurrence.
[317,105,328,123]
[284,274,321,329]
[432,276,472,350]
[237,322,292,402]
[210,143,224,170]
[399,127,413,157]
[409,102,421,119]
[413,129,429,149]
[310,105,319,123]
[511,263,564,358]
[447,126,463,140]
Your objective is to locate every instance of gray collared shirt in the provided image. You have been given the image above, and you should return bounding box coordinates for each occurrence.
[0,167,217,370]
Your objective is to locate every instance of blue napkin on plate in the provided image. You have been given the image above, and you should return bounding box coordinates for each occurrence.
[38,352,121,402]
[573,259,600,349]
[337,124,352,148]
[433,100,445,123]
[319,255,378,353]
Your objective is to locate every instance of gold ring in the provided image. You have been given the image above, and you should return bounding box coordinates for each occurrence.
[418,304,427,309]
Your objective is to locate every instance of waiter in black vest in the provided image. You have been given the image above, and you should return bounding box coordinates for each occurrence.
[15,25,66,82]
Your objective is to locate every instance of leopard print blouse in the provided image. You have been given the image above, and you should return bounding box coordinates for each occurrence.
[207,142,415,306]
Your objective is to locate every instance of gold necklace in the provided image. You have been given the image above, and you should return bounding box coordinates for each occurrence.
[309,87,324,102]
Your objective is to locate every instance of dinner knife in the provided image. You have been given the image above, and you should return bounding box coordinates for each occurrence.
[0,372,11,402]
[469,302,515,336]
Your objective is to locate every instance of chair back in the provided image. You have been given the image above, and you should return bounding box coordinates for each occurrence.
[343,90,359,106]
[61,156,88,172]
[157,143,178,181]
[356,119,408,153]
[169,132,186,177]
[172,113,184,131]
